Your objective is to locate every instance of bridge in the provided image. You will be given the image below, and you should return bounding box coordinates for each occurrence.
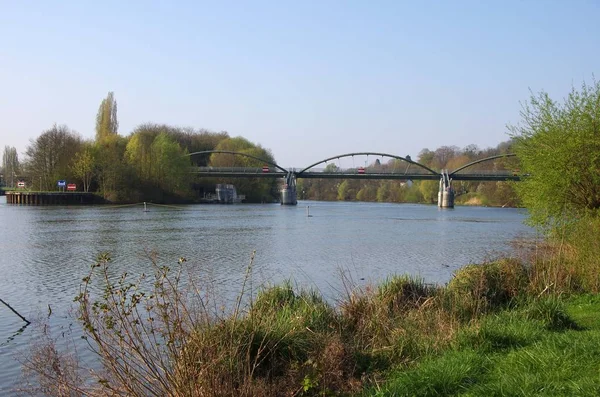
[188,151,520,208]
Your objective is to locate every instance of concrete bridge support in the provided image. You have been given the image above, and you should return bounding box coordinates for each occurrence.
[281,172,297,205]
[438,170,454,208]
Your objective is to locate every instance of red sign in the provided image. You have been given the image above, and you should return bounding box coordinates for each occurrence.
[262,166,270,173]
[357,167,365,174]
[67,183,77,191]
[17,181,26,188]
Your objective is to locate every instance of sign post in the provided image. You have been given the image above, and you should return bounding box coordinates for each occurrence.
[67,183,77,191]
[57,180,66,192]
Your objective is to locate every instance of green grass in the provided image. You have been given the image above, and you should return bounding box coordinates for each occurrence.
[372,295,600,396]
[372,350,489,396]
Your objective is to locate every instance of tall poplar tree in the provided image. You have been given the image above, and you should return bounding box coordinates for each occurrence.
[95,91,119,141]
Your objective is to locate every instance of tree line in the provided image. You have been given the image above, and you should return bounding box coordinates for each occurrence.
[2,91,528,206]
[298,142,520,207]
[0,92,278,203]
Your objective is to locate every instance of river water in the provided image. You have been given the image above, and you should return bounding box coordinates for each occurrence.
[0,198,534,393]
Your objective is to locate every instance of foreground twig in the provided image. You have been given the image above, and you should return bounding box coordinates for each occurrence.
[0,297,30,324]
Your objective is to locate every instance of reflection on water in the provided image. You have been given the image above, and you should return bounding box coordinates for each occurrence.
[0,198,533,392]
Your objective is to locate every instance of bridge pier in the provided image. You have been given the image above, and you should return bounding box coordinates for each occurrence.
[438,170,454,208]
[281,172,297,205]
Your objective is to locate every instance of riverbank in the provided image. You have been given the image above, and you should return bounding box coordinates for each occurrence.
[2,188,516,208]
[3,190,269,205]
[297,193,520,208]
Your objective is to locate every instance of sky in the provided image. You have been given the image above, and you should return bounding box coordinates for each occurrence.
[1,1,599,168]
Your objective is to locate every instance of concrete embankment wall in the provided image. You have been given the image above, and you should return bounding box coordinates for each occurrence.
[6,192,102,205]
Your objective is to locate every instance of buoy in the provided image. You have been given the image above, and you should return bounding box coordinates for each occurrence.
[307,206,313,217]
[143,202,149,212]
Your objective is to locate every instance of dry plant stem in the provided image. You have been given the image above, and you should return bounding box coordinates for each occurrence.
[79,257,171,395]
[0,297,30,324]
[233,250,256,324]
[102,271,166,395]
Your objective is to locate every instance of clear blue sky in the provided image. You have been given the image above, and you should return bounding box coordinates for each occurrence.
[1,1,598,167]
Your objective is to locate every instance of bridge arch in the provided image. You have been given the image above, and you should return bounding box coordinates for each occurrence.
[449,153,516,176]
[187,150,289,173]
[297,152,439,175]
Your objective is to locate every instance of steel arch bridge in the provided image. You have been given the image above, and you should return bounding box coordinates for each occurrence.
[188,151,520,181]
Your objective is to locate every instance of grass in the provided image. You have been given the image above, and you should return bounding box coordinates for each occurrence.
[372,350,489,396]
[372,295,600,396]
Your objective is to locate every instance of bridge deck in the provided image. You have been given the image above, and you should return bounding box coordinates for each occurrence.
[191,167,521,181]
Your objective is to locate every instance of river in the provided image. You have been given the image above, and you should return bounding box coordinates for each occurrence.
[0,198,534,393]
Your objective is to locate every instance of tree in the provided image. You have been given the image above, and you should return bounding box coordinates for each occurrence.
[149,132,190,193]
[376,182,390,202]
[337,180,351,200]
[94,134,129,200]
[96,92,119,141]
[356,185,377,201]
[323,163,339,173]
[209,137,279,202]
[419,180,439,204]
[417,148,435,168]
[166,126,229,161]
[432,145,459,169]
[25,124,82,190]
[463,144,481,159]
[509,80,600,229]
[2,146,19,187]
[125,127,161,182]
[71,144,95,192]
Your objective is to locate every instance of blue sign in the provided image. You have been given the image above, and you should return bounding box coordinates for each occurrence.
[57,180,66,187]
